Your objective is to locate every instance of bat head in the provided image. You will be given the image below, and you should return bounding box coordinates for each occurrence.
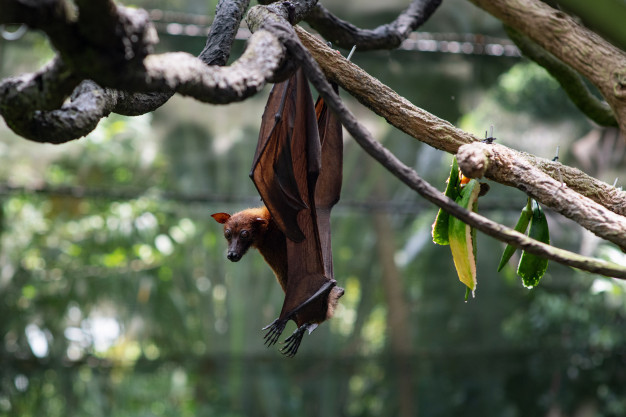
[211,209,270,262]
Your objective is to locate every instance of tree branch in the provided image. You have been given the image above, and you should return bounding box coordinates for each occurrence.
[200,0,251,66]
[0,28,283,143]
[273,26,626,279]
[468,0,626,135]
[455,142,626,251]
[304,0,442,50]
[116,0,252,117]
[0,0,282,143]
[296,27,626,230]
[504,26,617,127]
[555,0,626,52]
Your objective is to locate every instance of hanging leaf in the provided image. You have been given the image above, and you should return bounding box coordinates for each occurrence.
[432,157,461,245]
[448,179,481,294]
[497,198,532,272]
[517,200,550,288]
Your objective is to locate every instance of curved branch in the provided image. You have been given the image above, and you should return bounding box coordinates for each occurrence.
[277,26,626,279]
[296,27,626,222]
[469,0,626,135]
[504,25,617,127]
[0,29,283,143]
[552,0,626,53]
[200,0,251,66]
[112,0,252,118]
[304,0,442,50]
[2,0,158,84]
[112,0,251,116]
[140,31,282,103]
[0,0,283,143]
[0,0,325,144]
[0,0,74,29]
[456,142,626,251]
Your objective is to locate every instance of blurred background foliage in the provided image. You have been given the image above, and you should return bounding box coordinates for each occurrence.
[1,0,626,416]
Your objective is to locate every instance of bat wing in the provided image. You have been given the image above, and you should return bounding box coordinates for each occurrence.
[314,84,343,211]
[314,84,343,277]
[250,69,315,243]
[279,69,326,320]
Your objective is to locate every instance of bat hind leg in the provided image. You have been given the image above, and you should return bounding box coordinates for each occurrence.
[262,318,286,347]
[280,323,318,357]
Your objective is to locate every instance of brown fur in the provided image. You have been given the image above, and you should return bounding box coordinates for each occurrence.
[212,207,288,292]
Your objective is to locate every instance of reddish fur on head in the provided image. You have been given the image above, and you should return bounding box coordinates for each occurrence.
[211,207,270,262]
[211,207,288,291]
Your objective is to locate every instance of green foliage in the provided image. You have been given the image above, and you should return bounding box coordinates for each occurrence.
[517,201,550,288]
[447,179,480,293]
[494,62,576,120]
[432,157,461,246]
[497,198,551,288]
[432,158,481,294]
[497,198,532,271]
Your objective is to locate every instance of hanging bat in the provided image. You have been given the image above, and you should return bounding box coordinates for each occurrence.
[212,67,344,356]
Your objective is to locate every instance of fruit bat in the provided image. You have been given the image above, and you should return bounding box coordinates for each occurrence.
[249,67,344,356]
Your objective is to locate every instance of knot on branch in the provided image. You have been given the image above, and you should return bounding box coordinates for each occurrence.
[457,142,490,179]
[614,69,626,99]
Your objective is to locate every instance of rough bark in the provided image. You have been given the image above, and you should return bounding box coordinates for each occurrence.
[296,27,626,225]
[456,142,626,251]
[504,26,617,127]
[0,30,283,143]
[0,0,280,143]
[469,0,626,135]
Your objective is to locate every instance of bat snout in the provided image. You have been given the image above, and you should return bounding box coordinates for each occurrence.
[227,252,242,262]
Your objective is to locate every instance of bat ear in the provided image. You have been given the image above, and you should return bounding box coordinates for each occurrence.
[211,213,231,224]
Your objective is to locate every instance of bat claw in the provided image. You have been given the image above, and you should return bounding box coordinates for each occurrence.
[280,325,308,357]
[263,318,286,348]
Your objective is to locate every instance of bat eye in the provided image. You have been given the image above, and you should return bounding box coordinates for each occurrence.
[240,230,250,240]
[224,229,232,240]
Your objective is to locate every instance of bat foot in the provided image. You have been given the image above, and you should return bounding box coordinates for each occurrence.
[262,318,286,347]
[280,325,308,357]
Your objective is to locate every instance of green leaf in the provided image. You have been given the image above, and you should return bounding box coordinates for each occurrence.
[517,200,550,288]
[448,179,481,293]
[497,198,533,272]
[432,157,461,245]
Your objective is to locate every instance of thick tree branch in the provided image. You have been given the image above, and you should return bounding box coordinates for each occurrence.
[304,0,442,50]
[275,26,626,279]
[468,0,626,135]
[1,0,158,85]
[556,0,626,52]
[0,0,282,143]
[117,0,252,117]
[456,142,626,250]
[0,29,283,143]
[296,27,626,226]
[504,26,617,127]
[200,0,251,66]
